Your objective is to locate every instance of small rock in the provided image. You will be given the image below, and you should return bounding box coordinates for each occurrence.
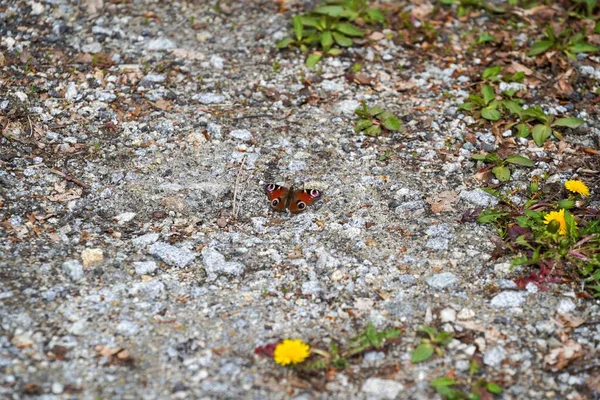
[51,382,64,395]
[81,248,104,268]
[210,54,224,69]
[133,261,158,275]
[490,291,526,308]
[194,93,225,104]
[483,346,506,367]
[457,308,475,320]
[301,281,322,295]
[132,233,160,247]
[68,320,88,336]
[11,335,34,348]
[116,320,139,336]
[201,247,245,277]
[426,272,458,289]
[361,377,404,399]
[460,189,499,207]
[334,99,361,116]
[62,259,84,281]
[426,237,449,251]
[114,212,136,224]
[81,42,102,54]
[229,129,252,140]
[440,308,456,323]
[556,299,576,314]
[148,37,176,51]
[30,2,45,15]
[149,242,196,268]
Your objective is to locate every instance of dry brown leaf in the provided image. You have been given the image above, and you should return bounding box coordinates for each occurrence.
[544,339,583,371]
[473,170,492,182]
[153,99,172,111]
[587,375,600,395]
[48,187,82,202]
[556,79,574,97]
[354,72,373,85]
[85,0,103,15]
[411,1,433,19]
[553,312,586,329]
[368,31,385,41]
[426,190,459,213]
[396,80,417,91]
[506,62,533,76]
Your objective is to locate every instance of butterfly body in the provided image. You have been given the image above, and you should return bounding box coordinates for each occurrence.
[264,184,322,214]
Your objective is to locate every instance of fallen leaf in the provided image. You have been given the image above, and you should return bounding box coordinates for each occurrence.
[553,312,585,329]
[411,1,433,19]
[426,190,459,213]
[153,99,172,111]
[544,339,583,371]
[48,187,82,202]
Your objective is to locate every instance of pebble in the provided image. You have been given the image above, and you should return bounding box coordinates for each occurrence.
[149,242,197,268]
[556,299,576,314]
[460,188,499,207]
[210,55,224,69]
[425,272,458,289]
[132,233,160,247]
[52,382,64,395]
[490,291,526,308]
[62,259,84,281]
[81,248,104,268]
[114,212,137,224]
[334,99,360,116]
[361,377,404,399]
[148,37,176,50]
[133,260,159,275]
[440,308,456,323]
[457,308,475,320]
[229,129,253,140]
[116,320,140,336]
[194,93,225,104]
[483,346,506,367]
[201,247,245,278]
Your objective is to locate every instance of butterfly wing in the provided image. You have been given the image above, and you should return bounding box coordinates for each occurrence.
[264,184,290,212]
[288,189,322,214]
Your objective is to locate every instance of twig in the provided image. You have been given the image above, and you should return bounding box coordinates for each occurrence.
[27,115,33,136]
[232,156,247,220]
[48,168,89,189]
[233,114,273,121]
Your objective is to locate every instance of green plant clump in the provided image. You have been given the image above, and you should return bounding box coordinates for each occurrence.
[276,0,384,67]
[354,103,403,136]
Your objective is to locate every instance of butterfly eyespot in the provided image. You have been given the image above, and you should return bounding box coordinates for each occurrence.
[265,184,275,192]
[310,189,320,198]
[297,201,306,210]
[271,199,279,206]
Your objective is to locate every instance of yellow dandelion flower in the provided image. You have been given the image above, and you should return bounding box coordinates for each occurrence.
[543,209,573,235]
[273,339,310,366]
[565,180,590,196]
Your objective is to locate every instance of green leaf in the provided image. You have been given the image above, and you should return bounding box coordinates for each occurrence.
[532,124,552,146]
[327,48,342,55]
[368,106,385,116]
[503,100,522,115]
[486,382,502,394]
[458,102,475,111]
[511,71,525,82]
[332,31,353,47]
[516,123,530,138]
[299,16,318,27]
[564,210,579,238]
[481,85,495,105]
[553,130,564,140]
[276,37,295,49]
[355,119,373,133]
[411,343,434,363]
[416,326,437,338]
[505,154,534,167]
[492,165,511,182]
[335,23,364,37]
[544,24,556,41]
[381,116,402,131]
[430,377,457,388]
[293,15,303,41]
[313,5,344,17]
[305,52,322,68]
[321,30,333,50]
[482,65,501,80]
[471,154,488,161]
[364,125,382,136]
[569,42,599,53]
[481,108,501,121]
[477,33,496,44]
[527,40,554,56]
[551,117,584,128]
[366,8,385,23]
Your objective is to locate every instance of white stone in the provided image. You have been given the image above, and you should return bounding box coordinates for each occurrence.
[361,377,404,399]
[440,308,456,323]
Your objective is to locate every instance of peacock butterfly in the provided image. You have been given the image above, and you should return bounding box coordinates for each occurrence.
[263,184,323,214]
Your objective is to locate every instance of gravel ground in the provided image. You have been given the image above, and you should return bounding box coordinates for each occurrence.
[1,0,599,399]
